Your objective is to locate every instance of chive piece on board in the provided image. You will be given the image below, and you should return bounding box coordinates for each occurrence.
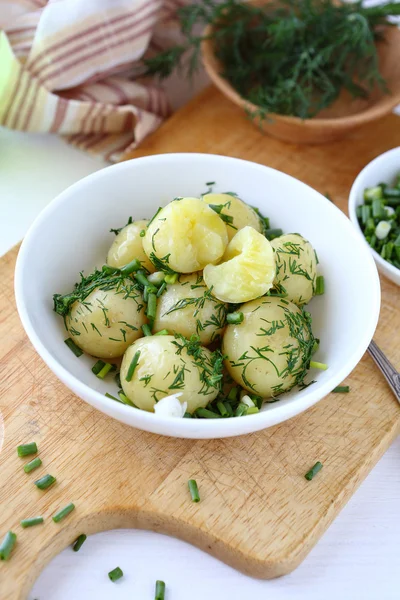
[142,323,153,336]
[126,350,141,382]
[0,531,17,561]
[108,566,124,582]
[188,479,200,502]
[305,461,323,481]
[34,474,56,490]
[73,534,87,552]
[64,338,83,357]
[20,517,44,528]
[332,385,350,393]
[226,311,244,325]
[155,580,166,600]
[17,442,37,457]
[24,457,42,474]
[314,275,325,295]
[52,503,75,523]
[309,361,328,370]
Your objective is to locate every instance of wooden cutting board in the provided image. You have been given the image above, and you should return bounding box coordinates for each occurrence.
[1,87,400,599]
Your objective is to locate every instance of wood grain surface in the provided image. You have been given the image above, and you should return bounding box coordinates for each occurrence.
[1,86,400,599]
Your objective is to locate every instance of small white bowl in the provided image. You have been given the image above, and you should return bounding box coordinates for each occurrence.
[15,154,380,439]
[349,146,400,286]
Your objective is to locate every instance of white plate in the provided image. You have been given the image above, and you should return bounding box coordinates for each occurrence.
[15,153,380,438]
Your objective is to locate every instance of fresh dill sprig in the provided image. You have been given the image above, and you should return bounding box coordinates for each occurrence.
[110,216,133,236]
[144,0,400,120]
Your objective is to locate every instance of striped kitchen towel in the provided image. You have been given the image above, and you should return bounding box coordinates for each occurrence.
[0,0,186,162]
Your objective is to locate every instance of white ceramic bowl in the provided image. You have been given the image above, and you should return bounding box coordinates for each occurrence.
[15,153,380,439]
[349,146,400,286]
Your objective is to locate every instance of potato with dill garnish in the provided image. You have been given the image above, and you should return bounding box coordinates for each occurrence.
[63,276,147,359]
[202,193,264,240]
[271,233,317,305]
[107,219,155,273]
[120,335,221,413]
[223,296,315,398]
[153,273,227,345]
[142,198,228,273]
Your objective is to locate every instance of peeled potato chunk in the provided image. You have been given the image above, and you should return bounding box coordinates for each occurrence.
[223,296,314,398]
[153,273,227,345]
[65,282,146,358]
[107,219,155,273]
[271,233,317,305]
[143,198,228,273]
[202,193,263,241]
[120,335,220,413]
[203,226,275,303]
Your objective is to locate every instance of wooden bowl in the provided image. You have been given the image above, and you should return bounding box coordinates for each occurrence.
[202,21,400,144]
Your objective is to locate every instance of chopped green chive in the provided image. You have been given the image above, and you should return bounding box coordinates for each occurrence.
[164,273,178,284]
[235,403,247,417]
[118,391,135,407]
[73,534,87,552]
[108,566,124,582]
[52,503,75,523]
[188,479,200,502]
[305,461,323,481]
[223,401,234,416]
[157,281,167,297]
[95,362,113,379]
[135,269,152,288]
[126,350,141,382]
[246,406,259,415]
[140,229,146,237]
[183,412,192,418]
[20,517,44,528]
[309,361,328,370]
[227,387,239,402]
[64,338,83,357]
[226,311,244,325]
[23,457,42,473]
[114,372,121,388]
[0,531,17,561]
[142,323,153,336]
[120,258,142,275]
[332,385,350,393]
[195,407,221,419]
[148,271,166,287]
[105,392,122,402]
[265,228,283,240]
[92,359,106,375]
[217,401,229,417]
[146,293,157,322]
[102,264,119,275]
[155,580,166,600]
[315,275,325,295]
[17,442,37,457]
[155,329,169,336]
[34,474,56,490]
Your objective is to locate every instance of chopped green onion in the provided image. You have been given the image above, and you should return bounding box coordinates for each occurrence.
[375,220,391,240]
[105,392,122,402]
[235,403,247,417]
[146,293,157,321]
[183,412,192,418]
[155,329,169,336]
[309,361,328,370]
[164,273,178,285]
[227,387,239,402]
[20,517,44,528]
[92,360,105,375]
[95,362,113,379]
[157,281,167,297]
[305,461,323,481]
[114,372,121,388]
[135,269,152,288]
[17,442,37,457]
[314,275,325,296]
[226,311,244,325]
[102,265,119,275]
[52,503,75,523]
[188,479,200,502]
[73,534,87,552]
[155,580,166,600]
[120,258,142,275]
[140,229,146,237]
[34,474,56,490]
[142,323,153,336]
[372,199,385,219]
[195,407,221,418]
[64,338,83,357]
[363,186,383,202]
[23,457,42,473]
[332,385,350,393]
[118,391,135,407]
[108,566,124,582]
[246,406,259,415]
[0,531,17,561]
[223,401,234,416]
[264,228,283,240]
[217,401,229,417]
[361,204,371,225]
[148,271,166,287]
[126,350,141,382]
[384,187,400,198]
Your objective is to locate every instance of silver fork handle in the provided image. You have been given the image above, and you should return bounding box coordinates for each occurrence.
[368,340,400,403]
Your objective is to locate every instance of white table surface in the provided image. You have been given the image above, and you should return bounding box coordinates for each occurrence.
[1,125,400,600]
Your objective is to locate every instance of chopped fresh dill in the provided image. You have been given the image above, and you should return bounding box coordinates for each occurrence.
[110,216,132,236]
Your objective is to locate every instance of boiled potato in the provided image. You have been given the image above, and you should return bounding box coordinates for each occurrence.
[120,335,220,413]
[271,233,317,305]
[223,296,314,398]
[203,226,275,303]
[65,282,146,358]
[153,274,227,345]
[142,198,228,273]
[107,220,155,273]
[202,193,263,241]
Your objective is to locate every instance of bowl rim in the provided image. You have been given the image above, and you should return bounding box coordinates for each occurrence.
[201,24,400,128]
[15,153,381,438]
[348,146,400,285]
